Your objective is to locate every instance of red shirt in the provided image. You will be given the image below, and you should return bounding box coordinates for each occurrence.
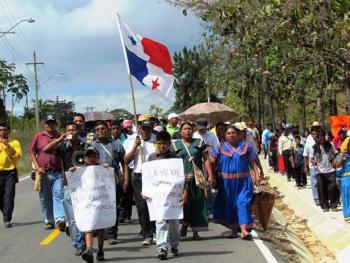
[29,131,62,171]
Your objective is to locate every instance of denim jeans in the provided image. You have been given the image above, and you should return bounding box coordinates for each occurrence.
[39,171,65,224]
[156,219,180,252]
[206,189,217,218]
[63,186,85,249]
[309,167,319,201]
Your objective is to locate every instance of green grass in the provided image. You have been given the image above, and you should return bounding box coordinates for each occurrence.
[11,129,36,176]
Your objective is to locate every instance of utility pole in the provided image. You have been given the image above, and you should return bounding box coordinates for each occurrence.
[84,106,95,112]
[26,51,44,131]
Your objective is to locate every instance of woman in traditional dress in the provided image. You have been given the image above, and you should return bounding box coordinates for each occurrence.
[171,122,215,240]
[337,138,350,221]
[210,125,260,239]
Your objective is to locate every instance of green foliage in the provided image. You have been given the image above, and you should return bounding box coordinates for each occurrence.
[0,60,29,121]
[149,104,167,119]
[167,0,350,128]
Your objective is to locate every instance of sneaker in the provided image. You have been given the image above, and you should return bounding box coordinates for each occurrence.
[75,247,84,256]
[157,249,167,260]
[44,223,54,230]
[170,247,179,256]
[4,222,12,228]
[142,237,153,246]
[315,200,320,206]
[96,250,105,262]
[56,220,66,232]
[82,250,94,263]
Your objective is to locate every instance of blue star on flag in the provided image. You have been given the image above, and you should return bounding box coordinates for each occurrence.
[128,35,137,46]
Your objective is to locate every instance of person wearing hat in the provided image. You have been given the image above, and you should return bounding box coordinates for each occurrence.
[0,121,22,228]
[29,115,66,231]
[166,113,180,138]
[124,120,157,246]
[193,118,219,151]
[43,121,87,256]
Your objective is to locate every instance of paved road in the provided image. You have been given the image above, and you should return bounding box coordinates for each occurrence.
[0,176,286,263]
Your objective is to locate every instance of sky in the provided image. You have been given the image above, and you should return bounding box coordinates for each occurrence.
[0,0,204,116]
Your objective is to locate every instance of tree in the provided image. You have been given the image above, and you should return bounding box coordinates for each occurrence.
[172,45,221,112]
[149,104,167,119]
[109,108,132,119]
[0,60,29,121]
[166,0,350,129]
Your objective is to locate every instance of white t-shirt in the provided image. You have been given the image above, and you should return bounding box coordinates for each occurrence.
[125,137,156,173]
[194,131,219,151]
[310,144,337,174]
[303,135,316,169]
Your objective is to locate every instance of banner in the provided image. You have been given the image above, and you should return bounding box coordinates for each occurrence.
[141,158,185,221]
[66,166,116,232]
[330,115,350,136]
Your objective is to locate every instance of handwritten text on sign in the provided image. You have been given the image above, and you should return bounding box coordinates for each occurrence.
[66,165,116,232]
[142,158,185,221]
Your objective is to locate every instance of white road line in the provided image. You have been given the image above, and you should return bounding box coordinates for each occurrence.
[251,230,279,263]
[19,175,31,182]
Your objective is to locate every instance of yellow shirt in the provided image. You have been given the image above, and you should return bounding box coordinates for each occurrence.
[0,139,22,171]
[341,137,350,153]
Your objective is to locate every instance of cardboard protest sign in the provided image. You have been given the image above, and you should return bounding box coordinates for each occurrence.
[141,158,185,221]
[66,165,116,232]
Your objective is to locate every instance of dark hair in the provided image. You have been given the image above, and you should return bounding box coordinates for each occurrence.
[295,135,301,140]
[73,113,85,122]
[156,131,171,142]
[215,122,226,129]
[0,122,10,130]
[225,125,240,133]
[267,123,272,127]
[110,120,121,126]
[313,130,332,154]
[65,121,80,130]
[180,121,194,131]
[94,120,108,128]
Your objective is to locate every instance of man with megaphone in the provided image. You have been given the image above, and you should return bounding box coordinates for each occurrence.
[43,121,88,257]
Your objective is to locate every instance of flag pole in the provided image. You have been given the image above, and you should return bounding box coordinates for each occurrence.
[128,74,138,126]
[116,13,138,126]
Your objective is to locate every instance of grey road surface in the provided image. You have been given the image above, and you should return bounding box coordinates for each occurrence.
[0,177,286,263]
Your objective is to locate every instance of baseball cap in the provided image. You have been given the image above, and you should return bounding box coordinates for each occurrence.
[141,120,153,128]
[84,146,99,156]
[196,118,208,129]
[44,115,56,123]
[122,119,133,128]
[168,113,179,120]
[153,125,164,132]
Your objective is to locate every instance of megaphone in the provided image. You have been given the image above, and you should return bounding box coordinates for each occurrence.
[71,150,85,167]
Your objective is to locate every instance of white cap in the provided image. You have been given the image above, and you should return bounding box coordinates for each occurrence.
[168,113,179,120]
[153,126,164,132]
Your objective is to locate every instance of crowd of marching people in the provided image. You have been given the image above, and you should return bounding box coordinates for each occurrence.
[1,111,350,262]
[261,121,350,218]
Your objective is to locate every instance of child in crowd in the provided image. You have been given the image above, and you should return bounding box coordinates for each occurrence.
[147,131,188,260]
[292,135,307,188]
[337,139,350,221]
[71,147,106,263]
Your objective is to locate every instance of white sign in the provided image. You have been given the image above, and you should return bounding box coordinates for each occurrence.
[142,158,185,221]
[66,166,116,232]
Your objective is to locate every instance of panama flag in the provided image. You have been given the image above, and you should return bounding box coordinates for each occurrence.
[116,14,174,98]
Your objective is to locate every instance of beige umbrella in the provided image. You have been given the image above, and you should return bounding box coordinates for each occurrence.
[180,102,239,124]
[83,112,117,122]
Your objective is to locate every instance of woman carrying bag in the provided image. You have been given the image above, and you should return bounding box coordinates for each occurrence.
[171,122,215,240]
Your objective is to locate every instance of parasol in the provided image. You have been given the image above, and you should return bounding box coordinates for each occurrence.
[180,102,239,124]
[83,112,117,122]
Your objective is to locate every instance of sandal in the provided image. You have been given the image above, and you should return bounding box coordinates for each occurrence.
[180,225,188,237]
[241,232,252,240]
